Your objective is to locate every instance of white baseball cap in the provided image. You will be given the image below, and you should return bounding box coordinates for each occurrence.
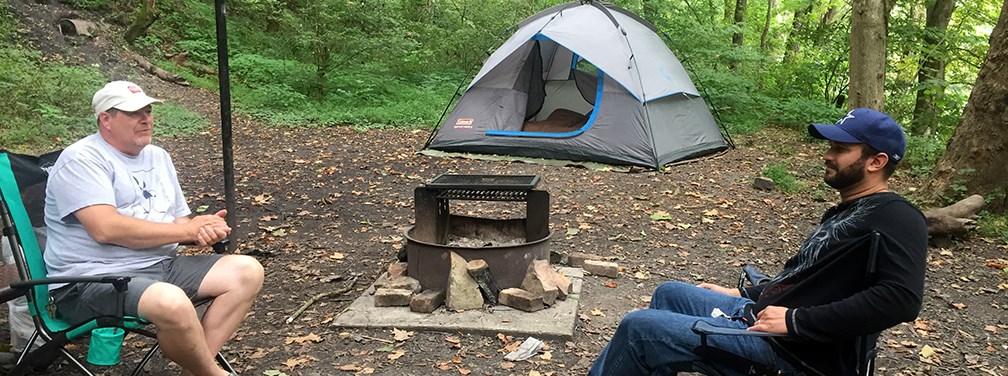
[91,81,163,115]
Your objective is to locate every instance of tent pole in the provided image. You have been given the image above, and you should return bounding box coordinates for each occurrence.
[214,0,236,252]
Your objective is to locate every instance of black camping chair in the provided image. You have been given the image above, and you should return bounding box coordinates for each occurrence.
[0,150,234,376]
[691,232,882,376]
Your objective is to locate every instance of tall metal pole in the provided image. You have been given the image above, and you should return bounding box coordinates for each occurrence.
[214,0,236,252]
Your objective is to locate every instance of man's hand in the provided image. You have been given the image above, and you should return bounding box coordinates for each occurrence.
[696,283,741,297]
[185,210,231,246]
[748,305,788,334]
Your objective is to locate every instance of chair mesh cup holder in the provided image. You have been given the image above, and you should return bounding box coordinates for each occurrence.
[86,327,124,366]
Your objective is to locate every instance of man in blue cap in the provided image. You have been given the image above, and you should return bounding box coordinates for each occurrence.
[588,108,928,375]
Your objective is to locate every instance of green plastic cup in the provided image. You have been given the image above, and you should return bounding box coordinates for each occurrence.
[87,327,124,366]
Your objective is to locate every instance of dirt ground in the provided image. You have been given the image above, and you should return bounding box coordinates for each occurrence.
[5,0,1008,375]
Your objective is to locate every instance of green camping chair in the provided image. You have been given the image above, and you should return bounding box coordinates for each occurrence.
[690,232,882,376]
[0,150,234,376]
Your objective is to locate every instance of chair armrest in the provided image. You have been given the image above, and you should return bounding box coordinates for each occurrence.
[10,275,131,291]
[691,320,786,338]
[0,287,25,303]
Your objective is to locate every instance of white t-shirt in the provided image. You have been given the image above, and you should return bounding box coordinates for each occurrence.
[43,133,190,282]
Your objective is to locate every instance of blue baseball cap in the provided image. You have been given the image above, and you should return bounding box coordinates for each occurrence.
[808,108,906,164]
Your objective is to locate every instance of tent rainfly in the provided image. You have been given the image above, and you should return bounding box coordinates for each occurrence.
[424,1,729,168]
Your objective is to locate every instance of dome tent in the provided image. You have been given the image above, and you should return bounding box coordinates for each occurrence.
[424,1,730,168]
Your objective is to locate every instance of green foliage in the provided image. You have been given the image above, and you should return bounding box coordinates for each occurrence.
[762,162,803,193]
[154,103,210,136]
[0,47,103,153]
[977,211,1008,244]
[64,0,112,10]
[903,134,948,176]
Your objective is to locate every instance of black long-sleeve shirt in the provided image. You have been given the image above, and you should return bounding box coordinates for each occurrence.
[740,192,928,375]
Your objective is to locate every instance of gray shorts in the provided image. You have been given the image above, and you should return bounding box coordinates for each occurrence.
[52,255,223,324]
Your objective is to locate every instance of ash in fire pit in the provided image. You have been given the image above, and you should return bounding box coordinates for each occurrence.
[446,236,525,248]
[405,175,551,293]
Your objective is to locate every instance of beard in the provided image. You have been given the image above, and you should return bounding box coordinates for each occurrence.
[824,157,866,190]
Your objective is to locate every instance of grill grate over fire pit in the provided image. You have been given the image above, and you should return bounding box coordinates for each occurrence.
[405,174,551,292]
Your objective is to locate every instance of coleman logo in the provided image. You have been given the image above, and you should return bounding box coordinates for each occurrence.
[127,85,142,94]
[454,118,474,129]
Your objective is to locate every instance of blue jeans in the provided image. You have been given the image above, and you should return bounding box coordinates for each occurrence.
[588,282,797,375]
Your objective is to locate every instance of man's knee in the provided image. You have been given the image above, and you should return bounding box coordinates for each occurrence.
[653,281,694,299]
[139,283,198,325]
[230,255,264,288]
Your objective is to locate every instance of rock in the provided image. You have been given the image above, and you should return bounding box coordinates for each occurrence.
[445,252,483,311]
[374,276,421,293]
[374,288,413,307]
[499,288,545,312]
[387,262,408,279]
[583,260,619,278]
[753,177,775,191]
[521,260,559,305]
[410,290,445,313]
[567,252,605,268]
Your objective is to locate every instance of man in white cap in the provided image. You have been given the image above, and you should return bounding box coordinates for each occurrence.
[589,108,928,375]
[43,81,263,376]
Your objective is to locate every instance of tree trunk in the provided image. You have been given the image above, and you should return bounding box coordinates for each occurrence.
[732,0,747,47]
[125,0,158,44]
[783,2,813,62]
[760,0,775,50]
[910,0,957,136]
[812,6,838,47]
[923,0,1008,213]
[849,0,889,110]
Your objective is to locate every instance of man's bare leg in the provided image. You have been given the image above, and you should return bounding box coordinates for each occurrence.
[196,255,264,354]
[138,283,231,376]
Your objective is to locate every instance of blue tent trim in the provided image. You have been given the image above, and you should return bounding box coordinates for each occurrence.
[487,70,604,139]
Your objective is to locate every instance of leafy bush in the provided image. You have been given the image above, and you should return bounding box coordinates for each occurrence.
[172,39,219,66]
[762,162,803,193]
[155,103,210,136]
[0,48,103,153]
[903,134,948,176]
[978,211,1008,244]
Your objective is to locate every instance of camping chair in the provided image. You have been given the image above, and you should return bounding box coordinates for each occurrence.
[0,150,234,376]
[691,232,882,376]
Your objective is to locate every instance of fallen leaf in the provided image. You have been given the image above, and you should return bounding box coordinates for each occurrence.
[650,211,672,221]
[388,350,405,360]
[392,328,415,342]
[458,368,472,375]
[920,345,935,358]
[337,363,362,372]
[591,308,605,317]
[445,336,461,344]
[329,252,345,260]
[263,370,288,376]
[540,351,552,360]
[284,355,316,369]
[501,361,515,369]
[603,281,618,288]
[284,333,323,345]
[248,348,269,359]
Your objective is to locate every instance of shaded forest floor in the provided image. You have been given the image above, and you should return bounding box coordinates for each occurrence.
[5,0,1008,374]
